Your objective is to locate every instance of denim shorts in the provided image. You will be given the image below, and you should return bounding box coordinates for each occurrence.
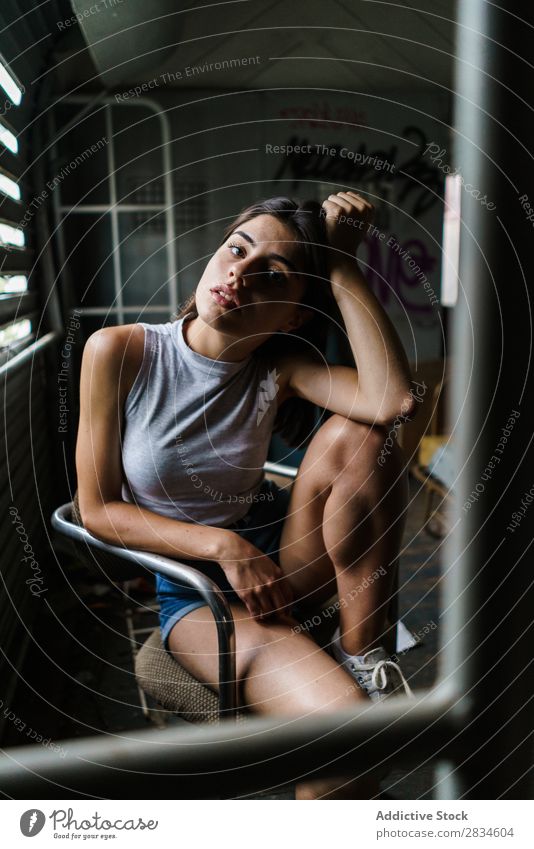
[156,478,291,651]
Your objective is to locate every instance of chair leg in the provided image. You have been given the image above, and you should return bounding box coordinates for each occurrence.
[382,558,399,657]
[122,580,167,725]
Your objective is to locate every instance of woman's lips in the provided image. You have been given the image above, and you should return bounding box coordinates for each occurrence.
[210,287,240,310]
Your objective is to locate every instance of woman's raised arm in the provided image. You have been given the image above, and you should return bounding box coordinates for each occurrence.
[276,191,416,427]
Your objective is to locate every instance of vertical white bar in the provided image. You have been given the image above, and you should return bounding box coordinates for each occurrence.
[441,173,461,307]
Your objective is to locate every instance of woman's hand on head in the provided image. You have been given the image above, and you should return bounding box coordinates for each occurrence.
[320,190,375,266]
[218,534,294,623]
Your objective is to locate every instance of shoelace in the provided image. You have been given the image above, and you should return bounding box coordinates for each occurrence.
[371,659,414,697]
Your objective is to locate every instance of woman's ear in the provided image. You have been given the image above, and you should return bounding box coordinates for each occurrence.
[279,305,314,333]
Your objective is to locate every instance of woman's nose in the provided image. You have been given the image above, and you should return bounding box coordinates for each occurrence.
[228,261,253,288]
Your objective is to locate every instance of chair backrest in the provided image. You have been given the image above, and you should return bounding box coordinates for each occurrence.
[60,460,298,584]
[55,496,149,582]
[71,490,84,527]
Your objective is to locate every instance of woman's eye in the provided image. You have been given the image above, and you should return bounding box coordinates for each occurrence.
[226,242,285,284]
[266,269,285,284]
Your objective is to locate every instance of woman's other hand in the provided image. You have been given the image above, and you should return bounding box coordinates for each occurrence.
[320,190,375,264]
[218,533,294,622]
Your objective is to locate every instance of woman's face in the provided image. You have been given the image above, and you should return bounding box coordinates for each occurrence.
[195,214,310,340]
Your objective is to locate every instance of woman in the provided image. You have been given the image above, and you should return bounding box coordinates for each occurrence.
[76,190,415,799]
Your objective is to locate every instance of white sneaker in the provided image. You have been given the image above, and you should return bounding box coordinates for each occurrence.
[331,627,414,702]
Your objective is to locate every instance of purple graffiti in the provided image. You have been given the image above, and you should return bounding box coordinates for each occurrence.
[363,235,439,321]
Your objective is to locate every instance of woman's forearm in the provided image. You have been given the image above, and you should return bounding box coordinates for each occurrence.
[83,499,233,563]
[330,256,415,419]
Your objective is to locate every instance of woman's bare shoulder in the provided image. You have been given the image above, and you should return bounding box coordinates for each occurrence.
[82,323,146,401]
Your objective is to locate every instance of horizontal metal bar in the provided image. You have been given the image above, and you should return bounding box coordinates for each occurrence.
[0,693,465,798]
[0,50,25,106]
[263,460,298,479]
[0,246,34,273]
[51,503,238,719]
[0,147,22,180]
[0,194,23,225]
[0,331,57,378]
[58,205,168,213]
[0,291,37,324]
[0,345,45,396]
[73,307,173,315]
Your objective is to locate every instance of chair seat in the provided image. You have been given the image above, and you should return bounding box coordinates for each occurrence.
[134,628,248,724]
[72,489,83,526]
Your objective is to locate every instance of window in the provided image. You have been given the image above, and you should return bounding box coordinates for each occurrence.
[49,99,178,326]
[0,51,34,364]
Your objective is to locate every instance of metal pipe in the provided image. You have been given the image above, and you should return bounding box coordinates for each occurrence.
[0,693,464,798]
[0,331,58,378]
[445,0,534,798]
[263,460,298,479]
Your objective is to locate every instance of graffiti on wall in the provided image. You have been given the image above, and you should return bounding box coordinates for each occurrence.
[270,124,443,326]
[272,126,443,218]
[363,234,438,325]
[278,102,367,130]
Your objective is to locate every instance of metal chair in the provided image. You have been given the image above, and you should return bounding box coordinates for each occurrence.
[52,459,410,726]
[51,461,298,724]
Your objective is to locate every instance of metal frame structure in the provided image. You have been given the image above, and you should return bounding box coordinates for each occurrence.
[0,1,532,799]
[48,95,178,325]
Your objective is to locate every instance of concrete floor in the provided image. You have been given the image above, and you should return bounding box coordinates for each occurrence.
[2,474,444,800]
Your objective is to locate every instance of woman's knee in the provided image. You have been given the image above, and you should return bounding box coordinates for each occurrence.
[298,416,408,529]
[313,414,389,470]
[243,627,367,714]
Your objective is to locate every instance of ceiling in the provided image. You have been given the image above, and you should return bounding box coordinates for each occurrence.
[60,0,456,95]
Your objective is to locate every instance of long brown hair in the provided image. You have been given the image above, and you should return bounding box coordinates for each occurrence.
[174,196,340,448]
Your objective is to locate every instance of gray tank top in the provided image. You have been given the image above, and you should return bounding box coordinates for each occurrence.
[121,314,279,527]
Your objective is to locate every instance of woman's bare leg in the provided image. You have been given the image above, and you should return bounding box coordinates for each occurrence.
[278,414,409,655]
[167,604,381,799]
[168,603,365,714]
[166,414,407,797]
